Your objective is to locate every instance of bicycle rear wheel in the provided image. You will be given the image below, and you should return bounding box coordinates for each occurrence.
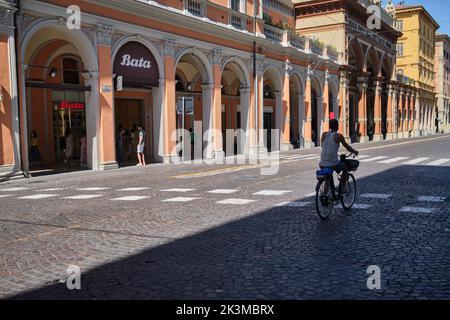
[340,174,357,210]
[315,177,334,220]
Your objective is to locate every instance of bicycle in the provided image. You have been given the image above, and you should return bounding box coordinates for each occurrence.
[315,153,360,220]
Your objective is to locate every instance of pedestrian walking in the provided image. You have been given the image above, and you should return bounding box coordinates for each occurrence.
[136,125,146,166]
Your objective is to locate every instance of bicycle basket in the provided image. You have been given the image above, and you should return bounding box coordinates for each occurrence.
[345,159,360,172]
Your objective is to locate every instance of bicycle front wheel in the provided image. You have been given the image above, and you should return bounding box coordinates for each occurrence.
[340,174,357,210]
[315,178,334,220]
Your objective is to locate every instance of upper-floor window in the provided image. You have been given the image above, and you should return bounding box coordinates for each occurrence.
[397,43,404,57]
[396,20,403,31]
[231,0,240,12]
[62,57,80,84]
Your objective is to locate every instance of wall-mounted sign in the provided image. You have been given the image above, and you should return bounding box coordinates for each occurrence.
[101,85,112,93]
[113,41,159,88]
[116,75,123,91]
[59,101,85,110]
[176,97,194,115]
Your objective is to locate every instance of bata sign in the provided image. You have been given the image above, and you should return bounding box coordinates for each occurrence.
[113,41,159,88]
[59,101,85,110]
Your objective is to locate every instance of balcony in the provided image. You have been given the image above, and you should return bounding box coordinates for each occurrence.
[186,0,204,17]
[326,46,339,62]
[288,32,306,51]
[357,0,394,27]
[264,24,284,44]
[230,11,246,31]
[310,39,324,56]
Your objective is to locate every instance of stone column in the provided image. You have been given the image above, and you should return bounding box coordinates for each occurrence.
[298,93,305,146]
[239,88,251,155]
[398,88,404,138]
[281,62,292,151]
[96,24,117,170]
[0,4,21,177]
[304,68,313,148]
[212,48,225,160]
[373,78,383,141]
[202,84,214,160]
[323,71,330,133]
[162,38,178,163]
[357,76,368,142]
[386,83,394,140]
[413,92,421,137]
[339,70,350,139]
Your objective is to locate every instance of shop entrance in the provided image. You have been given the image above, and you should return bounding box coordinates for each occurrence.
[114,98,145,166]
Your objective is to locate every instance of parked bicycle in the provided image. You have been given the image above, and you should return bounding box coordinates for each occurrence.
[315,153,360,220]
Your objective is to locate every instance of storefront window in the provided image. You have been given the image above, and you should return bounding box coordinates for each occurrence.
[52,90,86,161]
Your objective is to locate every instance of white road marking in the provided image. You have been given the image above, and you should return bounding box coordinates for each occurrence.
[403,157,430,165]
[300,156,320,160]
[275,201,312,207]
[305,192,317,197]
[161,188,196,193]
[217,198,256,205]
[77,187,110,191]
[0,187,28,192]
[18,194,58,200]
[253,190,292,196]
[0,194,14,198]
[41,188,65,192]
[378,157,409,164]
[360,156,388,162]
[118,187,150,191]
[208,189,239,194]
[428,159,450,166]
[64,195,103,200]
[111,196,150,201]
[163,197,199,202]
[417,196,446,203]
[361,193,392,199]
[399,207,435,213]
[283,154,316,160]
[356,155,371,160]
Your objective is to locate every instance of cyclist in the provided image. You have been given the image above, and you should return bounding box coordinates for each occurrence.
[319,119,359,183]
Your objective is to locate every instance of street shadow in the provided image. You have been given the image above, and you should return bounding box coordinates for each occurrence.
[8,165,450,300]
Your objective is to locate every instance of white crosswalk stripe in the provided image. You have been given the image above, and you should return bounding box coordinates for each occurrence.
[283,154,316,160]
[118,187,150,191]
[403,157,430,165]
[208,189,239,194]
[356,155,371,160]
[253,190,292,196]
[360,156,388,162]
[64,195,103,200]
[18,194,58,200]
[399,207,435,213]
[0,187,28,192]
[0,194,14,198]
[111,196,150,201]
[217,198,256,205]
[428,159,450,166]
[41,188,65,192]
[417,196,446,203]
[378,157,409,164]
[361,193,392,199]
[163,197,199,202]
[77,187,109,191]
[161,188,196,193]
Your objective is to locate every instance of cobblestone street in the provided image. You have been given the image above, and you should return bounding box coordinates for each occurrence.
[1,134,450,299]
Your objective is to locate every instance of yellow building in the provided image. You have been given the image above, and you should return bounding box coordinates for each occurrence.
[396,5,440,136]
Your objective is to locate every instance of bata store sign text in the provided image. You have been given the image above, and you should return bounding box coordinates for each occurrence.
[59,101,85,110]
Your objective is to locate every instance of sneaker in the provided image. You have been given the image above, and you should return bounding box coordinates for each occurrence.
[136,164,142,167]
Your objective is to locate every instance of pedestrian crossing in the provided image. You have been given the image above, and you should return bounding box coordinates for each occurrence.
[280,153,450,167]
[1,186,446,215]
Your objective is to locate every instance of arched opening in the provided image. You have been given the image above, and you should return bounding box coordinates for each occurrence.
[174,50,212,160]
[289,74,303,148]
[220,60,249,156]
[24,33,91,174]
[348,39,364,143]
[112,41,161,167]
[263,66,283,152]
[365,48,380,141]
[310,77,322,147]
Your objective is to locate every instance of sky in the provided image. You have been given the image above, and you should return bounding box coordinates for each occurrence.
[393,0,450,35]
